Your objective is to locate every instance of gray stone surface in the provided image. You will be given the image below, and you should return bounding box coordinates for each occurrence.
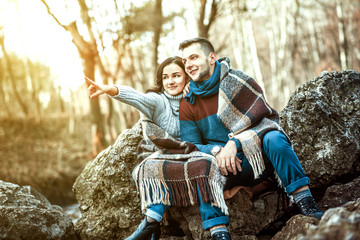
[273,198,360,240]
[168,189,288,239]
[301,198,360,240]
[73,121,143,240]
[318,176,360,210]
[280,70,360,188]
[0,180,77,240]
[271,215,319,240]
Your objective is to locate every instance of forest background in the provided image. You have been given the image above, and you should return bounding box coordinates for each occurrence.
[0,0,359,206]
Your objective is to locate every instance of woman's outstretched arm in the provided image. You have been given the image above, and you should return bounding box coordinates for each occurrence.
[85,76,163,120]
[85,76,118,99]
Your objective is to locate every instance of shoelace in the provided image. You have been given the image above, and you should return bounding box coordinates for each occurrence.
[212,232,231,240]
[299,197,321,214]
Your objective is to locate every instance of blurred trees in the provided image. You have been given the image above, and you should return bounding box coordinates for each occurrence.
[40,0,179,155]
[0,33,55,120]
[1,0,359,155]
[197,0,220,38]
[216,0,360,109]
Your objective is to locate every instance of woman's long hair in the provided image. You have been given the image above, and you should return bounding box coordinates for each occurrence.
[146,56,187,93]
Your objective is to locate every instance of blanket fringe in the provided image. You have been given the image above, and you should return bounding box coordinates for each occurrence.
[139,176,228,215]
[247,152,265,179]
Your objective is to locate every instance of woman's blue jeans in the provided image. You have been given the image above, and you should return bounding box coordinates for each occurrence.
[146,130,309,230]
[146,185,229,230]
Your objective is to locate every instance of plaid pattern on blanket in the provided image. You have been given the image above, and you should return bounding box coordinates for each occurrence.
[133,118,228,215]
[217,57,286,179]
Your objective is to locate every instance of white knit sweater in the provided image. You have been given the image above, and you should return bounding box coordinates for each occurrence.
[111,85,183,139]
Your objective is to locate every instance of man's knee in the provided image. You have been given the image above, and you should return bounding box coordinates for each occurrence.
[262,130,289,153]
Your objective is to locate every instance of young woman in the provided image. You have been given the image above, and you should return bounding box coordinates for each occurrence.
[85,56,189,240]
[86,56,188,140]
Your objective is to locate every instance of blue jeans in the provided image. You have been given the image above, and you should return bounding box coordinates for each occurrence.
[146,185,229,230]
[146,130,309,229]
[225,130,310,194]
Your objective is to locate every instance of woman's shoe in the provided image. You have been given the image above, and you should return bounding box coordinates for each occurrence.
[125,218,160,240]
[211,231,232,240]
[150,228,160,240]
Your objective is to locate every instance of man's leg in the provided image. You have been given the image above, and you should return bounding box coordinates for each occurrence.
[262,130,324,220]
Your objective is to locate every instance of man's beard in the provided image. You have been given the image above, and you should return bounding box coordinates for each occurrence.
[195,65,211,82]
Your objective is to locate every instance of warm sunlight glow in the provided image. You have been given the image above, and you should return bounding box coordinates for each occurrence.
[0,0,84,100]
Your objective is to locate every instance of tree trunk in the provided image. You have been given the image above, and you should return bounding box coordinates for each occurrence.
[83,55,107,156]
[0,36,28,116]
[245,18,266,97]
[197,0,219,38]
[26,59,41,122]
[41,0,108,155]
[336,0,347,69]
[153,0,163,76]
[0,58,12,118]
[228,4,243,70]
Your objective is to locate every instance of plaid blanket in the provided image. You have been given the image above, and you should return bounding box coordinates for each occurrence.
[132,118,228,215]
[217,57,287,180]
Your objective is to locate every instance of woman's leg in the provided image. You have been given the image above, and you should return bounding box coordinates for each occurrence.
[194,184,229,234]
[146,203,169,222]
[125,204,168,240]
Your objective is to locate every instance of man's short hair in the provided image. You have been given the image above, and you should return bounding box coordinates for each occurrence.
[178,37,215,55]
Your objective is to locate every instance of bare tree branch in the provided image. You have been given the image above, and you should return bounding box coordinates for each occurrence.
[40,0,67,31]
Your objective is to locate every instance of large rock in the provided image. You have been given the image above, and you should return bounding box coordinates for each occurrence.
[273,198,360,240]
[318,176,360,210]
[0,180,77,240]
[73,121,143,239]
[300,198,360,240]
[271,215,319,240]
[280,70,360,188]
[168,189,288,239]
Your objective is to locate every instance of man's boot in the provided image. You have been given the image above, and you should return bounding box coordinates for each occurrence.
[125,217,160,240]
[211,231,232,240]
[296,196,324,220]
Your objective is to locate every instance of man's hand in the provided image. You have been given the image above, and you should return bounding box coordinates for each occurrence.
[216,141,242,175]
[85,76,118,99]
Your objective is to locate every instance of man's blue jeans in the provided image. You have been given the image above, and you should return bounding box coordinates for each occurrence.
[226,130,310,194]
[146,130,309,229]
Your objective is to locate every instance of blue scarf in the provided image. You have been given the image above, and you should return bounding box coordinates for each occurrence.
[185,61,221,104]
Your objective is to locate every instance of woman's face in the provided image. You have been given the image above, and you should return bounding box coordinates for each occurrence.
[162,63,187,96]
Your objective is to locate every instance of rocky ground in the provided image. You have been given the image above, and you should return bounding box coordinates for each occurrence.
[0,116,93,206]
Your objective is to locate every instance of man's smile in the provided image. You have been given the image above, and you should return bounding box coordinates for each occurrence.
[189,69,198,76]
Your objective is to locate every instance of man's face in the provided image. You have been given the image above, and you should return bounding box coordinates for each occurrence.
[181,43,212,82]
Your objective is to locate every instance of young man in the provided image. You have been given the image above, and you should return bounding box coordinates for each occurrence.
[179,37,324,240]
